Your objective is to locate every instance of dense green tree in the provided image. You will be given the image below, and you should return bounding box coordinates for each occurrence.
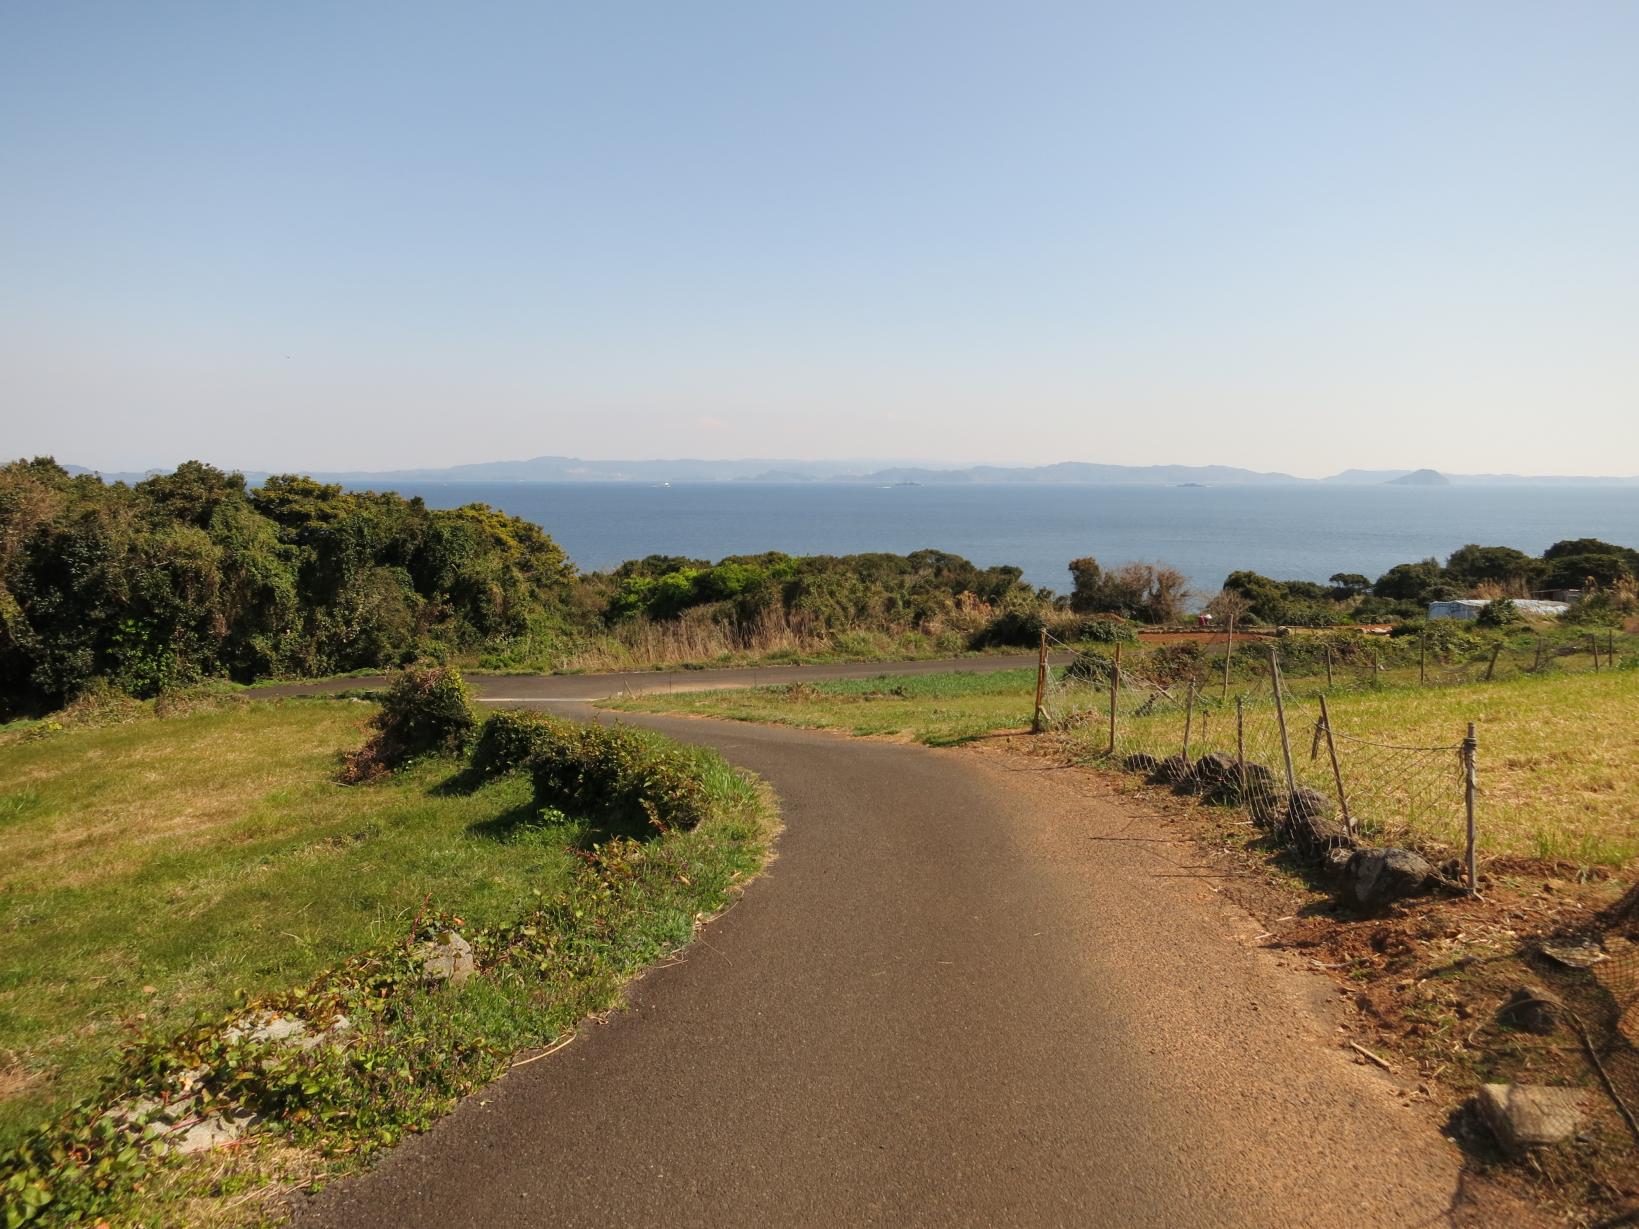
[1372,560,1448,602]
[0,459,576,714]
[1443,544,1542,589]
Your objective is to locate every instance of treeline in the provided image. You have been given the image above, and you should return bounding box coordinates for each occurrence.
[0,459,575,714]
[1208,540,1639,628]
[5,457,1634,716]
[0,459,1051,715]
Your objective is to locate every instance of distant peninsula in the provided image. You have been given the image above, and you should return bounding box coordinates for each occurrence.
[62,457,1639,488]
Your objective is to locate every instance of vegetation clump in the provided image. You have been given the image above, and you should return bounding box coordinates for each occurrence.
[340,666,476,782]
[529,719,714,835]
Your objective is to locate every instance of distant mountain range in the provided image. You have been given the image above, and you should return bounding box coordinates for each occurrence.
[61,457,1639,487]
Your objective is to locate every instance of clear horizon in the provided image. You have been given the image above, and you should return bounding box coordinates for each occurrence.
[5,3,1638,477]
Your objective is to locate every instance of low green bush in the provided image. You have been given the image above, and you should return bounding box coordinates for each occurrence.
[470,709,556,776]
[529,720,712,834]
[969,607,1045,649]
[341,666,475,782]
[1072,615,1137,644]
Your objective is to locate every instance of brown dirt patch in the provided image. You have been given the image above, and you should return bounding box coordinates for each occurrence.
[965,733,1639,1227]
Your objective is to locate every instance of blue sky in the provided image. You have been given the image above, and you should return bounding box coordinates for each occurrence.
[3,1,1637,476]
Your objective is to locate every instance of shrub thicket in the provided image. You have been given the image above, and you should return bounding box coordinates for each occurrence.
[341,666,475,782]
[529,720,713,834]
[470,709,557,777]
[0,458,575,716]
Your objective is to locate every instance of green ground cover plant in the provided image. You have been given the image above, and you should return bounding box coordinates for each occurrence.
[0,693,774,1226]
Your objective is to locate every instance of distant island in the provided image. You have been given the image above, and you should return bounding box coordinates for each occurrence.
[1385,468,1452,487]
[62,457,1638,488]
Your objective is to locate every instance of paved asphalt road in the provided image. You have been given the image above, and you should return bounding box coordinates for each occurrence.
[285,665,1462,1228]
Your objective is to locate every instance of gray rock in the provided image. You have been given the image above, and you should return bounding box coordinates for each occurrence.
[1499,986,1564,1036]
[224,1011,308,1047]
[222,1011,353,1051]
[1150,754,1193,787]
[1476,1083,1583,1153]
[1189,753,1241,805]
[172,1107,263,1155]
[417,930,476,986]
[1286,786,1334,823]
[1248,788,1282,829]
[1323,846,1354,876]
[1279,789,1353,856]
[1345,848,1433,906]
[1243,762,1275,785]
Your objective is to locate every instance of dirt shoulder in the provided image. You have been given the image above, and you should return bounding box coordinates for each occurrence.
[962,733,1638,1226]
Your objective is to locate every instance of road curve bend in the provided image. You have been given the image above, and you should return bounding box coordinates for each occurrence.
[286,674,1461,1228]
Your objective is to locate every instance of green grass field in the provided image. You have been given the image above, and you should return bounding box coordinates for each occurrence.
[0,699,584,1150]
[614,664,1639,868]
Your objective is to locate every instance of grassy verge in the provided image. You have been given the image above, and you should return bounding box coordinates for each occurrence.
[472,624,996,675]
[610,668,1038,745]
[612,664,1639,867]
[1,698,775,1226]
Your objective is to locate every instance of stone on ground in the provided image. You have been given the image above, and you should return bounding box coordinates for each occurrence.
[1344,848,1432,906]
[1498,986,1564,1036]
[1476,1083,1583,1154]
[418,930,476,986]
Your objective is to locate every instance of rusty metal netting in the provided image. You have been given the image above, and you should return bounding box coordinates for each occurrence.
[1039,632,1639,1150]
[1039,634,1469,866]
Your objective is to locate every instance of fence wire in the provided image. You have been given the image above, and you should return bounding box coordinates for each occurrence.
[1040,632,1639,1159]
[1039,633,1469,865]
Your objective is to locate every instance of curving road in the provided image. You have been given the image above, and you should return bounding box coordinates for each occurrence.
[286,666,1465,1228]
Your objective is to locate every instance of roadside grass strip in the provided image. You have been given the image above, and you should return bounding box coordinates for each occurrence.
[615,665,1639,868]
[0,702,775,1227]
[609,668,1040,746]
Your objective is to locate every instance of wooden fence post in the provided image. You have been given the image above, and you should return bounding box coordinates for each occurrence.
[1223,614,1234,700]
[1319,694,1352,838]
[1463,721,1479,896]
[1419,633,1427,686]
[1235,695,1247,798]
[1484,643,1501,682]
[1591,632,1601,674]
[1533,636,1543,671]
[1324,645,1334,689]
[1107,643,1121,756]
[1182,679,1196,762]
[1269,647,1298,796]
[1032,628,1048,733]
[1609,630,1617,667]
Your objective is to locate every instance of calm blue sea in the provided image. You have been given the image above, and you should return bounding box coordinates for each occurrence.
[362,482,1639,596]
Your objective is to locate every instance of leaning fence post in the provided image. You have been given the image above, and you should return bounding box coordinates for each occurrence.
[1032,627,1048,733]
[1319,694,1352,838]
[1463,721,1479,896]
[1182,679,1196,762]
[1484,643,1501,682]
[1235,695,1247,797]
[1107,643,1121,756]
[1269,647,1298,796]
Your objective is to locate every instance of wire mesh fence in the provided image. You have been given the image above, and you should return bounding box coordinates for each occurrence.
[1037,632,1473,874]
[1037,628,1639,1161]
